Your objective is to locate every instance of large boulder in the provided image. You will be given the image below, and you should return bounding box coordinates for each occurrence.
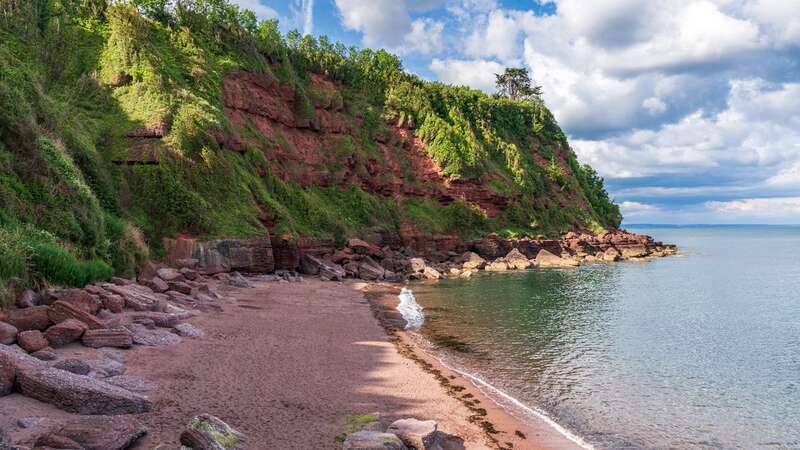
[0,322,18,345]
[535,249,580,268]
[422,266,441,280]
[156,267,184,282]
[359,257,385,281]
[320,262,346,282]
[300,254,324,275]
[485,260,509,272]
[45,319,88,348]
[15,366,152,415]
[103,284,162,311]
[5,306,52,331]
[343,431,408,450]
[34,415,147,450]
[387,419,438,450]
[348,238,383,258]
[505,248,531,270]
[142,277,169,293]
[17,330,48,353]
[54,359,91,376]
[48,301,105,330]
[82,328,133,349]
[59,289,102,315]
[461,252,486,270]
[408,258,426,273]
[127,323,182,347]
[180,414,246,450]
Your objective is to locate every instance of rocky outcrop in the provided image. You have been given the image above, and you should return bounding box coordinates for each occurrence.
[505,248,531,270]
[535,249,580,268]
[164,236,275,274]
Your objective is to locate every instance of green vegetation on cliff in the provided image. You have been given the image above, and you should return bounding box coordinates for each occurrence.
[0,0,620,302]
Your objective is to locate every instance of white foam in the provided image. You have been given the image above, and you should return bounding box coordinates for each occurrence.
[397,288,425,330]
[432,354,596,450]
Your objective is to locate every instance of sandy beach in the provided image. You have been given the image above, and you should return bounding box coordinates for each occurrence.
[120,278,582,449]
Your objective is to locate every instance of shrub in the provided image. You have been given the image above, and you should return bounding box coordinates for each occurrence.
[30,242,114,287]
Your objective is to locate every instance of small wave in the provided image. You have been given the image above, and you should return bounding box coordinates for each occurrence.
[432,355,596,450]
[397,288,425,330]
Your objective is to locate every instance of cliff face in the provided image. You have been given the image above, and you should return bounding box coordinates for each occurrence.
[220,70,518,217]
[0,1,624,300]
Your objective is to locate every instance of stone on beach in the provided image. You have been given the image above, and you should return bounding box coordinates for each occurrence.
[300,253,324,275]
[409,258,427,273]
[156,267,184,282]
[174,323,204,338]
[343,430,408,450]
[82,328,134,349]
[422,266,441,280]
[54,358,92,375]
[320,262,347,282]
[5,306,52,331]
[359,257,386,281]
[131,311,181,328]
[58,289,102,315]
[15,365,152,415]
[127,323,182,347]
[45,318,87,347]
[31,348,57,361]
[142,276,169,293]
[0,322,18,345]
[387,418,438,450]
[48,300,105,330]
[180,414,247,450]
[35,415,147,450]
[17,330,49,353]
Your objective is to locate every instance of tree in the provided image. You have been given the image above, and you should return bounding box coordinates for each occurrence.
[495,67,542,100]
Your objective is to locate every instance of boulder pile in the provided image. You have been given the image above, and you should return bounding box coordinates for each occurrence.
[292,230,676,283]
[0,265,251,449]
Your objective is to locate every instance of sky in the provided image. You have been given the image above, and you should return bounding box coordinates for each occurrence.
[237,0,800,224]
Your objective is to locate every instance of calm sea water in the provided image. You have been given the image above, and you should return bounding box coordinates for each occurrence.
[410,226,800,450]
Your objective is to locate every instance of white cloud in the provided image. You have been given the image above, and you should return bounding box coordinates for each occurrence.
[642,97,667,115]
[403,18,445,55]
[429,58,504,92]
[334,0,445,54]
[620,201,662,218]
[705,197,800,217]
[301,0,314,35]
[465,9,521,62]
[230,0,277,20]
[572,80,800,182]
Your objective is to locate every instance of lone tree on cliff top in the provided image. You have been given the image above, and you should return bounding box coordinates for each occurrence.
[495,68,543,101]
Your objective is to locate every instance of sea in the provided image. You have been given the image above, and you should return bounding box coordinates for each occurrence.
[402,226,800,450]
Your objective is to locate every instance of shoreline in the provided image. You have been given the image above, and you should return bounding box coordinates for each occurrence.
[359,282,586,450]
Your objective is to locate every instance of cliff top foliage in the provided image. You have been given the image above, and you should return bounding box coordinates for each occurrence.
[0,0,620,303]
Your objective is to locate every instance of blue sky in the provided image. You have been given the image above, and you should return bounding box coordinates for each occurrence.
[237,0,800,224]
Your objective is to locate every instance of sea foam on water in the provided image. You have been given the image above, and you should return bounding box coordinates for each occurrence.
[397,288,425,330]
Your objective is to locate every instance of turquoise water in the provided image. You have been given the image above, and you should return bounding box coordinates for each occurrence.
[410,226,800,449]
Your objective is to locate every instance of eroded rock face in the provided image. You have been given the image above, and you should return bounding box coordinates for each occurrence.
[15,366,152,415]
[343,431,408,450]
[180,414,246,450]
